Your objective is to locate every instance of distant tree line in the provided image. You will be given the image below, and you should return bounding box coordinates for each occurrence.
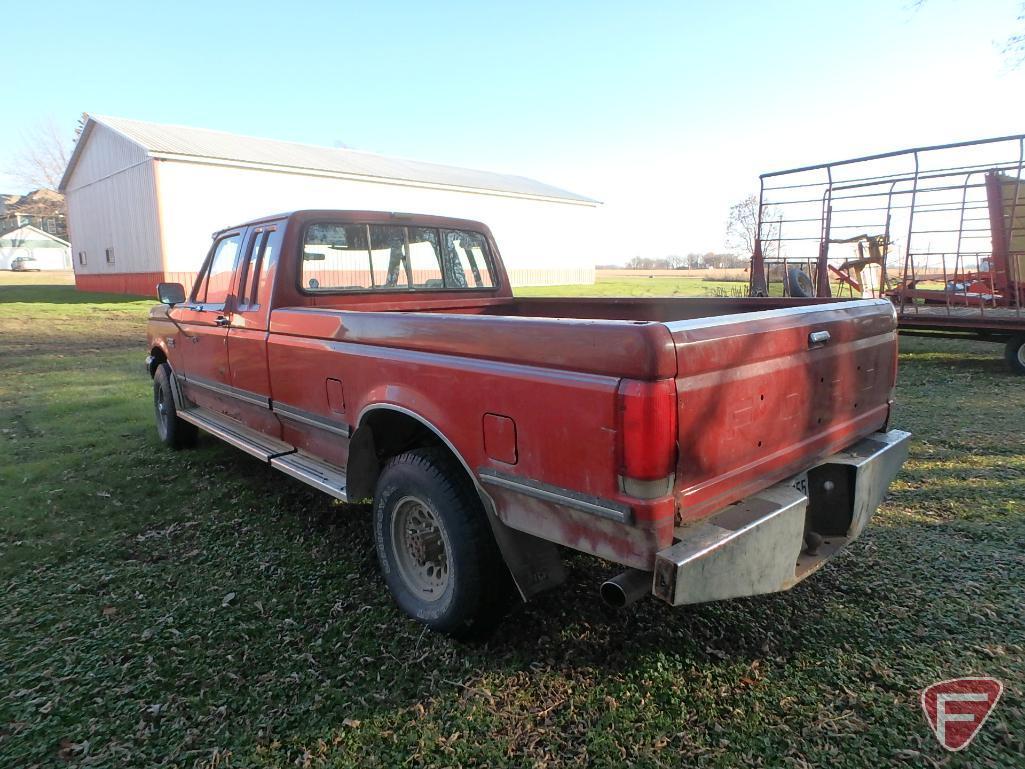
[611,252,747,270]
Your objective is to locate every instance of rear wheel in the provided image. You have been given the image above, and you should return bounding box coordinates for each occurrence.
[153,364,197,449]
[373,447,511,637]
[1005,335,1025,375]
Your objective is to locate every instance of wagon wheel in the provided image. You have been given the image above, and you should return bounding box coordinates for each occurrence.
[1004,336,1025,375]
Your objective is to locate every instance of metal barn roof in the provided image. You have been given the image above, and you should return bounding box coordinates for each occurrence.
[61,115,598,204]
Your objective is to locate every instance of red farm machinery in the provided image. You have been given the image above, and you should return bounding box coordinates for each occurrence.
[749,134,1025,373]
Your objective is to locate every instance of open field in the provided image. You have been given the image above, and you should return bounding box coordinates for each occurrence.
[520,275,750,298]
[596,269,748,280]
[1,274,1023,767]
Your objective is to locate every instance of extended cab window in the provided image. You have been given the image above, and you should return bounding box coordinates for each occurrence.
[194,234,242,305]
[443,230,496,288]
[301,223,494,292]
[237,227,280,307]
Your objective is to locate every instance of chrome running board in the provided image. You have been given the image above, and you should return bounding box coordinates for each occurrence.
[177,405,295,461]
[271,451,349,502]
[174,401,349,502]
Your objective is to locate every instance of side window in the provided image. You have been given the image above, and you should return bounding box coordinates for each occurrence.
[195,234,242,305]
[237,230,266,307]
[442,230,496,288]
[246,227,281,306]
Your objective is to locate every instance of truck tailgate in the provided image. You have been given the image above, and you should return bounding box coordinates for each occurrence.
[668,299,897,523]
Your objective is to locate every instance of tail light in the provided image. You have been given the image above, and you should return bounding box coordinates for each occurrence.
[617,378,677,499]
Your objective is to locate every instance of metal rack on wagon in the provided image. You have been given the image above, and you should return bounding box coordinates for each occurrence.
[748,134,1025,373]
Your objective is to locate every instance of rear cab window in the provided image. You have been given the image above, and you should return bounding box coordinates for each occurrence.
[300,223,496,292]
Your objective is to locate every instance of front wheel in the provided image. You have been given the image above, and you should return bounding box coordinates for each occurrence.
[373,448,511,637]
[1005,335,1025,375]
[153,364,197,449]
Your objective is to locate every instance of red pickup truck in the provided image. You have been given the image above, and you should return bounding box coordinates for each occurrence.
[146,210,909,636]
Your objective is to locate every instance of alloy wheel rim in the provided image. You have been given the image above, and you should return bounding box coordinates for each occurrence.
[390,495,450,601]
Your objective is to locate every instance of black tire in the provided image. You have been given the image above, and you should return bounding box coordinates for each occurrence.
[786,268,816,298]
[373,447,511,637]
[1005,335,1025,375]
[153,364,198,449]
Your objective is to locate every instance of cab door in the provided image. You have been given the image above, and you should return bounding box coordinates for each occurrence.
[172,230,245,414]
[225,223,284,434]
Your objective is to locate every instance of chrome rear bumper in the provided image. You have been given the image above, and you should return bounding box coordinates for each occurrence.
[652,429,911,606]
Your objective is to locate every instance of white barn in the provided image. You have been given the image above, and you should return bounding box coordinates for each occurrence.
[59,115,602,296]
[0,225,71,271]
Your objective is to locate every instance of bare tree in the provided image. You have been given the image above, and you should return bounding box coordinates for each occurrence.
[1008,3,1025,66]
[726,195,779,260]
[914,0,1024,67]
[8,117,74,190]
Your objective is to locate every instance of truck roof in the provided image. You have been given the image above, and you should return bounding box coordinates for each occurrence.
[213,209,491,237]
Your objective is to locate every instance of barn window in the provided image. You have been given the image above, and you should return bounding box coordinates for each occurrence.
[105,247,115,264]
[78,251,87,266]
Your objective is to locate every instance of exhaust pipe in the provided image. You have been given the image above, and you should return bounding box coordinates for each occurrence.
[600,569,652,608]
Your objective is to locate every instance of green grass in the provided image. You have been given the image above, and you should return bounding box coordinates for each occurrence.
[517,276,747,298]
[2,276,1023,767]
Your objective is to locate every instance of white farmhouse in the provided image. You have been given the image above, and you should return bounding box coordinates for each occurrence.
[0,225,72,271]
[60,115,601,296]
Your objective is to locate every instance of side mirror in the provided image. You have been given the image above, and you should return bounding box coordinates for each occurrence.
[157,282,186,306]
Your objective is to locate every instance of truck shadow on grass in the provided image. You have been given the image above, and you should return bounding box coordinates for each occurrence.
[192,435,816,666]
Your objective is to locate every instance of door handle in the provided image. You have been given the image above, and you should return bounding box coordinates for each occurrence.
[214,315,230,327]
[808,330,831,347]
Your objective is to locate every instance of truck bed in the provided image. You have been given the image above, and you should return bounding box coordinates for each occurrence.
[269,296,897,543]
[299,293,842,322]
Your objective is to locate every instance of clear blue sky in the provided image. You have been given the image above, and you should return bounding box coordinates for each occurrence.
[5,0,1024,257]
